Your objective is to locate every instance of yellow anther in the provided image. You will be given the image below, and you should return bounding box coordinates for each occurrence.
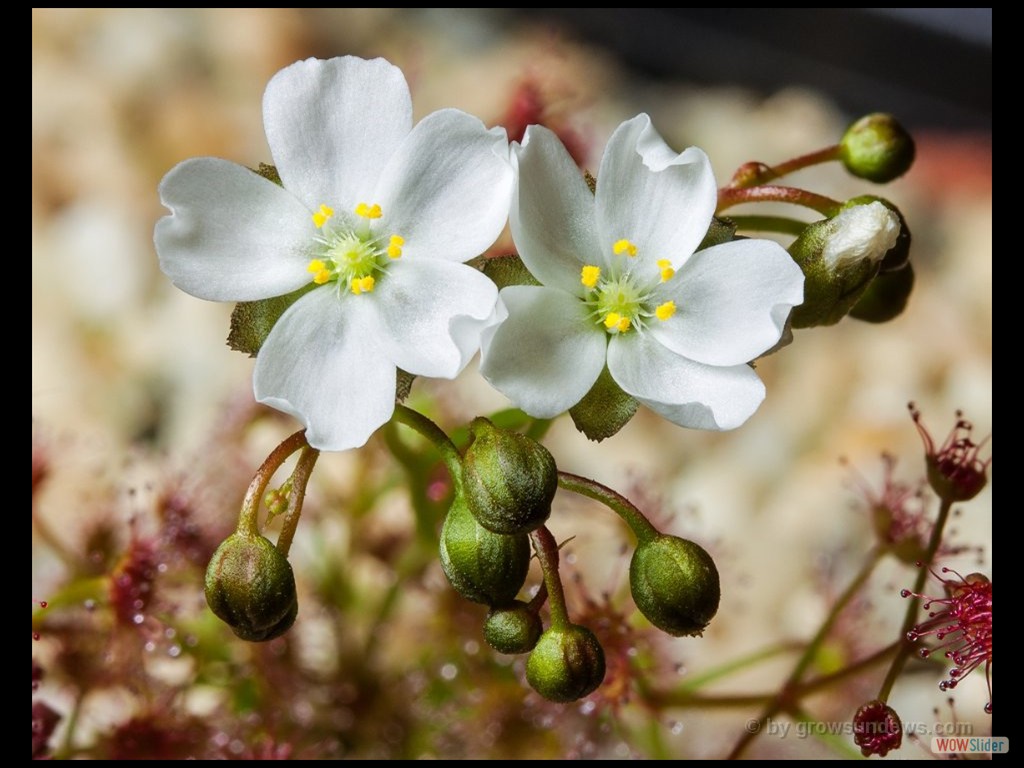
[307,259,326,274]
[655,300,676,321]
[656,258,675,282]
[613,238,637,257]
[349,275,376,294]
[604,312,622,329]
[617,316,632,332]
[312,204,334,228]
[313,269,331,285]
[580,265,601,288]
[387,234,405,259]
[355,202,383,219]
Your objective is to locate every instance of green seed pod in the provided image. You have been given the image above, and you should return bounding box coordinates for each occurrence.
[205,532,298,642]
[630,535,720,637]
[849,261,914,323]
[439,494,530,605]
[483,600,542,654]
[839,113,915,184]
[461,417,557,535]
[526,624,606,702]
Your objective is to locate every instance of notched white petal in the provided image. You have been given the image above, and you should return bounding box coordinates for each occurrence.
[155,158,312,302]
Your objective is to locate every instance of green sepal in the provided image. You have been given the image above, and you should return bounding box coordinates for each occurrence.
[483,600,543,654]
[698,216,738,250]
[569,366,638,442]
[227,283,316,358]
[477,253,541,290]
[252,163,282,186]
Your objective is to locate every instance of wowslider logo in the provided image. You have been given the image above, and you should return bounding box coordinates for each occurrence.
[931,736,1007,755]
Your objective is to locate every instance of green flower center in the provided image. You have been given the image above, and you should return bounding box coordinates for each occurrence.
[579,238,677,334]
[305,202,404,295]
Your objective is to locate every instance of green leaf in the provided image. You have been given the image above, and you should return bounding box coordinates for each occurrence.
[226,284,316,357]
[569,366,638,441]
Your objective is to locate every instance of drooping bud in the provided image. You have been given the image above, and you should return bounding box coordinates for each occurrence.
[461,417,557,535]
[205,532,298,642]
[439,494,531,606]
[843,195,911,272]
[790,200,902,328]
[839,113,915,184]
[852,700,903,757]
[526,623,606,702]
[629,535,720,637]
[849,262,914,323]
[483,600,543,654]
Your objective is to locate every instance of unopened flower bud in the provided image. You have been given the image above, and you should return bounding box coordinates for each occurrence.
[461,417,557,535]
[852,700,903,757]
[526,624,606,702]
[839,113,915,183]
[844,195,911,272]
[483,600,542,654]
[790,201,901,328]
[630,535,720,637]
[439,494,530,605]
[849,261,914,323]
[205,532,298,642]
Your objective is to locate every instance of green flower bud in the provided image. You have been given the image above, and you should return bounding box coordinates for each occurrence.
[844,195,912,273]
[439,494,530,605]
[526,624,606,702]
[461,417,557,535]
[849,262,914,323]
[630,535,720,637]
[839,113,915,183]
[483,600,542,654]
[789,200,901,328]
[205,532,298,642]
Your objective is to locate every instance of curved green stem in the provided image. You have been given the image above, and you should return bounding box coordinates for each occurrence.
[237,430,308,536]
[725,215,810,236]
[717,185,841,217]
[877,496,954,702]
[557,471,658,545]
[530,526,571,630]
[391,404,463,486]
[275,445,320,557]
[727,547,883,759]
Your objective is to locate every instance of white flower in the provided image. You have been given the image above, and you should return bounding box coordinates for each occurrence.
[480,116,804,431]
[155,57,514,450]
[821,201,900,269]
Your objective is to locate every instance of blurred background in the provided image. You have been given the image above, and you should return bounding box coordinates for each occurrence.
[32,9,991,759]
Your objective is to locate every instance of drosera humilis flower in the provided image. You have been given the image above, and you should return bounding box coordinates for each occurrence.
[909,404,991,502]
[903,569,992,713]
[156,57,514,450]
[852,699,903,758]
[480,116,804,431]
[843,453,930,563]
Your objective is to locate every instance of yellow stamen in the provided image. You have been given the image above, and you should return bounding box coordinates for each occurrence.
[613,238,638,257]
[580,265,601,288]
[604,312,622,329]
[307,259,326,274]
[312,204,334,228]
[355,202,383,219]
[349,275,376,294]
[655,300,676,321]
[617,316,632,332]
[313,269,331,285]
[387,234,405,259]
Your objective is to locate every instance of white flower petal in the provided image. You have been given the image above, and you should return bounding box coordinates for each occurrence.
[374,109,514,264]
[510,125,603,292]
[155,158,313,301]
[254,287,397,451]
[263,57,412,210]
[649,239,804,366]
[373,259,499,379]
[480,286,606,418]
[608,332,766,431]
[595,114,717,271]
